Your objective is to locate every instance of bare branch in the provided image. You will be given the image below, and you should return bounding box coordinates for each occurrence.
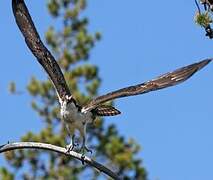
[0,142,121,180]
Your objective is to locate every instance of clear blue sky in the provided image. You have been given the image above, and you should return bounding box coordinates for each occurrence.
[0,0,213,180]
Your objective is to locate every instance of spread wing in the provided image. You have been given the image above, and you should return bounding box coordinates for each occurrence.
[83,59,212,111]
[12,0,71,102]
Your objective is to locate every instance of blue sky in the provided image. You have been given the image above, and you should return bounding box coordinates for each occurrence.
[0,0,213,180]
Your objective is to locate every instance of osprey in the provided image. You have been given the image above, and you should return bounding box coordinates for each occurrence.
[12,0,212,153]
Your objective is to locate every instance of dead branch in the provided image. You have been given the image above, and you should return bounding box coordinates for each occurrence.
[0,142,121,180]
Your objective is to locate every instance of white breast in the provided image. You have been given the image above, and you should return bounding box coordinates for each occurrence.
[61,101,93,132]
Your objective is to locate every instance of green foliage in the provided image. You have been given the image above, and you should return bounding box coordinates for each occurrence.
[0,167,14,180]
[195,11,213,28]
[1,0,147,179]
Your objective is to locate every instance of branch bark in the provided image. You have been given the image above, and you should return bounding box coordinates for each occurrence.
[0,142,121,180]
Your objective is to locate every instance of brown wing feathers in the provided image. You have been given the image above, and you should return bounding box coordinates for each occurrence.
[12,1,212,115]
[84,59,212,111]
[12,0,71,101]
[93,105,121,116]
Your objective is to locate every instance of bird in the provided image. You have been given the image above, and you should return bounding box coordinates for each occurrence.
[12,0,212,153]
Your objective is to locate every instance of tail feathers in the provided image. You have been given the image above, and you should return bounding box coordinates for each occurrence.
[94,105,121,116]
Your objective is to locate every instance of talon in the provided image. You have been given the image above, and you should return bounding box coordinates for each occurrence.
[65,143,77,153]
[79,145,92,154]
[65,144,73,153]
[85,146,92,154]
[81,154,85,165]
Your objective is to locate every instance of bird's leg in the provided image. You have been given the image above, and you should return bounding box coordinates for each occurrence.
[79,125,92,154]
[66,134,78,152]
[65,124,78,152]
[80,135,92,154]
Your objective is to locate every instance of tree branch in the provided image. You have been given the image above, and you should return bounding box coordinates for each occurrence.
[0,142,121,180]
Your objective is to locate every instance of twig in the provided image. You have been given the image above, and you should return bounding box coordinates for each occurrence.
[195,0,201,14]
[205,24,213,38]
[0,142,121,180]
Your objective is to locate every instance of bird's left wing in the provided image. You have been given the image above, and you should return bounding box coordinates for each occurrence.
[12,0,71,102]
[83,59,212,112]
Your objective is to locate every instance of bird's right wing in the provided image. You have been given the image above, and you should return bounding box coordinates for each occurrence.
[12,0,71,102]
[83,59,212,112]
